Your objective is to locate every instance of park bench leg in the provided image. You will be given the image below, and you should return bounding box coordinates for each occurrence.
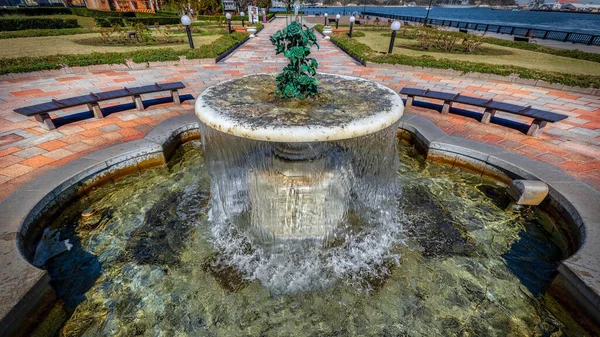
[171,90,181,105]
[34,113,56,130]
[441,100,453,114]
[87,103,104,119]
[527,119,548,137]
[405,96,414,110]
[481,108,496,124]
[133,95,144,111]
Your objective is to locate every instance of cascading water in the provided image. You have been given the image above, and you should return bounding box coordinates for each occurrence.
[196,74,405,292]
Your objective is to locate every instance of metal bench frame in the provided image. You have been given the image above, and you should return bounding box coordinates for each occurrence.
[14,82,185,130]
[400,87,568,137]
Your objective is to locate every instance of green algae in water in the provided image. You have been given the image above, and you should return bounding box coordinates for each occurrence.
[39,140,589,337]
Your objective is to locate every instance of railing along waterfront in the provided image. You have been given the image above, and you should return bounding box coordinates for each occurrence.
[361,12,600,46]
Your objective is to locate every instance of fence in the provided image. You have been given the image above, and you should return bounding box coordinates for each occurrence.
[361,12,600,46]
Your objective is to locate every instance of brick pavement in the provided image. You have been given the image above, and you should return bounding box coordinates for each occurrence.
[1,17,599,200]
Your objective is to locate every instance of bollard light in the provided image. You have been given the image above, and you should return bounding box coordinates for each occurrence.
[324,12,328,26]
[240,11,245,27]
[349,16,355,38]
[181,15,194,49]
[335,13,340,29]
[226,12,232,34]
[388,20,401,54]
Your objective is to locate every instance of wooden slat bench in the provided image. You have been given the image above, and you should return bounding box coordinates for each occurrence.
[400,87,568,136]
[14,82,184,130]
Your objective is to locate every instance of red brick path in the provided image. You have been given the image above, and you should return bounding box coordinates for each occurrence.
[0,18,599,200]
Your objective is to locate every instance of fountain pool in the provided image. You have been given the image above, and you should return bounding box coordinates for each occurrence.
[27,138,588,336]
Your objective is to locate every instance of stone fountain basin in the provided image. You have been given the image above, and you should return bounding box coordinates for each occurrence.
[0,114,599,335]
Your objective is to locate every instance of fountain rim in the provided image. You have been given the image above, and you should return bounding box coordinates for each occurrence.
[194,73,405,142]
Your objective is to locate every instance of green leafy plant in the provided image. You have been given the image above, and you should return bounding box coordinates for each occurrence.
[270,21,319,99]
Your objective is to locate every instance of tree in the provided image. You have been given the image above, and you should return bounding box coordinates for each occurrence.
[257,0,271,12]
[198,0,222,15]
[236,0,256,12]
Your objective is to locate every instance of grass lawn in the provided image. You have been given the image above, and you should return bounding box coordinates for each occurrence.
[355,31,600,77]
[0,33,222,58]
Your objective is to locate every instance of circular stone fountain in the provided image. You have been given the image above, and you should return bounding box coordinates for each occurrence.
[196,73,403,248]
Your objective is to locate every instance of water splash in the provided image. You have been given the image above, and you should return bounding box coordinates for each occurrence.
[201,122,405,293]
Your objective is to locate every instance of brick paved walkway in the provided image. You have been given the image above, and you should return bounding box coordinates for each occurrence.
[0,17,599,201]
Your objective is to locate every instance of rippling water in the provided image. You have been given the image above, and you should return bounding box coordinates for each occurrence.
[34,140,589,337]
[274,6,600,34]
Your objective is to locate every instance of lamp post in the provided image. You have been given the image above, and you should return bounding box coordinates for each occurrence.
[349,16,355,38]
[181,15,194,49]
[240,11,245,27]
[324,13,328,25]
[335,14,340,29]
[226,12,232,34]
[388,20,401,54]
[424,0,433,26]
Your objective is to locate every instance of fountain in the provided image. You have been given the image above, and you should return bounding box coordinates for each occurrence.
[2,21,599,337]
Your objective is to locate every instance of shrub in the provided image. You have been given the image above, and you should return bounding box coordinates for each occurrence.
[0,18,80,31]
[462,34,484,53]
[0,28,93,39]
[70,8,135,18]
[95,17,181,27]
[0,7,72,16]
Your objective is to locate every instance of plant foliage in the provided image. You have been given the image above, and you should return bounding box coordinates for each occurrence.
[270,21,319,99]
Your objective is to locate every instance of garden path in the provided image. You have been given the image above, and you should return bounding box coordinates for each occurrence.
[0,17,599,200]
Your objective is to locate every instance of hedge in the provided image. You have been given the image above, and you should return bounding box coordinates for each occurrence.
[0,7,72,16]
[330,33,600,88]
[0,32,248,75]
[196,13,275,22]
[69,8,136,18]
[0,28,93,39]
[483,37,600,64]
[95,17,181,27]
[0,18,80,31]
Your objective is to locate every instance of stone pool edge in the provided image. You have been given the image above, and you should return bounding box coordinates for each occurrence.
[0,113,598,336]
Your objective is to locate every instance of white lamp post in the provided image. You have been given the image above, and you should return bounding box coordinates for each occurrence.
[324,12,328,26]
[181,15,194,49]
[388,20,401,54]
[226,12,232,34]
[349,15,355,38]
[240,11,245,27]
[335,14,340,29]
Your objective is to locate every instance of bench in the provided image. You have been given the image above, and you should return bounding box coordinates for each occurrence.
[328,18,337,24]
[399,87,568,136]
[332,28,349,33]
[14,82,184,130]
[514,35,529,42]
[233,26,247,32]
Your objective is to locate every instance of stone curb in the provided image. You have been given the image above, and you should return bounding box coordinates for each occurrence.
[1,113,599,336]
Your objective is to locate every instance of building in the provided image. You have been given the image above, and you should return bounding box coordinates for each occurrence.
[223,0,236,12]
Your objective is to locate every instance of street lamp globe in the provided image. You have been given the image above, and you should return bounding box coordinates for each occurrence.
[226,13,232,20]
[349,16,355,23]
[180,15,191,26]
[240,11,244,17]
[324,13,328,17]
[391,20,401,31]
[336,14,341,19]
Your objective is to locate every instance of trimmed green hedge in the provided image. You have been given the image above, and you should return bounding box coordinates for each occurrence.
[0,28,94,39]
[0,18,80,31]
[0,32,248,75]
[330,33,600,88]
[69,8,135,18]
[196,13,275,22]
[95,17,181,27]
[0,7,72,16]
